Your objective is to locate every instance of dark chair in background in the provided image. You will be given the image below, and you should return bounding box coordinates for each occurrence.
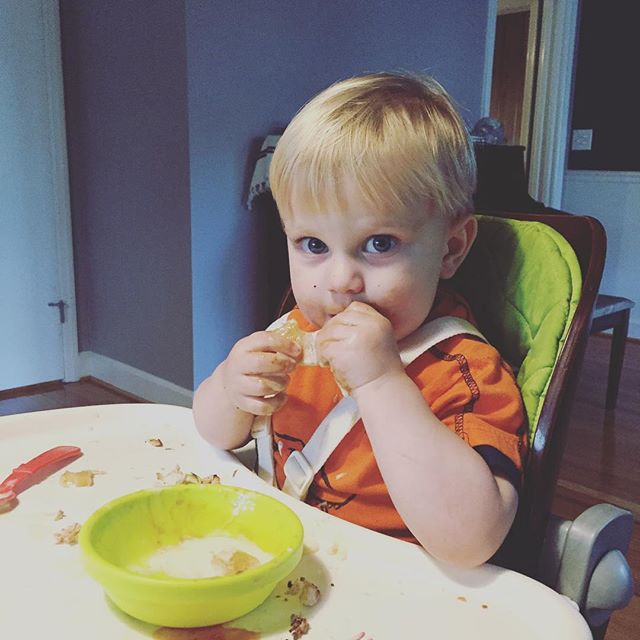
[474,143,635,411]
[590,294,635,409]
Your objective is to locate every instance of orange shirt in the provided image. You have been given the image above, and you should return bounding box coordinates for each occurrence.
[271,287,527,543]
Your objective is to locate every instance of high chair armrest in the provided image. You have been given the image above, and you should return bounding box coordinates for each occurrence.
[540,503,634,630]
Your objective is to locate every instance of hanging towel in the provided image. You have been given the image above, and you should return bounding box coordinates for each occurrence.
[246,134,281,210]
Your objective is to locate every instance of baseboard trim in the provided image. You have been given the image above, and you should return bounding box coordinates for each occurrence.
[78,351,193,407]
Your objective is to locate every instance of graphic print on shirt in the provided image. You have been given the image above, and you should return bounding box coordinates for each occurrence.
[430,344,481,441]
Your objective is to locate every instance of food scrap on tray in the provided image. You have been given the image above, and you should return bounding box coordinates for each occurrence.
[289,613,310,640]
[285,577,321,607]
[54,522,81,545]
[146,438,164,447]
[54,509,65,521]
[155,465,220,486]
[59,469,104,487]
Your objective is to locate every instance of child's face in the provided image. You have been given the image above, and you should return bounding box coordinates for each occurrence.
[282,182,456,340]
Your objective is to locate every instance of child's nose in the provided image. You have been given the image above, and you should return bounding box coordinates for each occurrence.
[327,256,364,294]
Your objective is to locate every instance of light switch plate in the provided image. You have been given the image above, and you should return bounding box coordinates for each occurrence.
[572,129,593,151]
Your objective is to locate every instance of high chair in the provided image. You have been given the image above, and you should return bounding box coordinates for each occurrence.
[451,212,634,639]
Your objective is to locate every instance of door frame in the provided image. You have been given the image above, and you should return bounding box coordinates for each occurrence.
[482,0,580,208]
[43,0,79,382]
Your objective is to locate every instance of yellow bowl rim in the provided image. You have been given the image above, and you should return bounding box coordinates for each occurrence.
[79,484,304,593]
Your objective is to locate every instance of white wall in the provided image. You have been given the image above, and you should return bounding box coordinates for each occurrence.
[562,170,640,338]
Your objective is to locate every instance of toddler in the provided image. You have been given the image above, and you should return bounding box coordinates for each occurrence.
[193,72,527,568]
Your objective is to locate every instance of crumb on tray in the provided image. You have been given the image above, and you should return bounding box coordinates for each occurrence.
[54,522,81,545]
[59,470,104,487]
[54,510,65,521]
[147,438,164,447]
[156,465,220,486]
[289,614,310,640]
[285,577,321,607]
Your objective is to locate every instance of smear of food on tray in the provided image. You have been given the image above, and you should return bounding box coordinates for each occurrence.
[54,522,81,545]
[129,533,272,579]
[59,469,104,487]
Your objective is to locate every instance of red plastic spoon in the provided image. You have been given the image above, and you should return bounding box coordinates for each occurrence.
[0,445,82,507]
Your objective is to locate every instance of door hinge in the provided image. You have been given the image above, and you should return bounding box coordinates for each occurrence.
[48,299,66,324]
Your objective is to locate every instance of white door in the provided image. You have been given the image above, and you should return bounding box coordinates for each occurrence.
[0,0,77,391]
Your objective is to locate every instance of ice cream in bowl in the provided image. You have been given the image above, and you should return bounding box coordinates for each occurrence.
[79,484,304,627]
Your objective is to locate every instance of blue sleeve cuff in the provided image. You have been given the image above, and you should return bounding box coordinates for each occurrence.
[473,444,521,491]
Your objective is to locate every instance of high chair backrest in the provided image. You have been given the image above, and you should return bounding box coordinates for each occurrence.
[451,212,606,575]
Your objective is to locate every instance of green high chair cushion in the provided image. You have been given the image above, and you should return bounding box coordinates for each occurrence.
[451,215,582,442]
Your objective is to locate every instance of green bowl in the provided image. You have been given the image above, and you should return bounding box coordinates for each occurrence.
[79,484,304,627]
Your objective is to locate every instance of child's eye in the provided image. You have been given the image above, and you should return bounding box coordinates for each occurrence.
[300,237,328,254]
[364,235,397,254]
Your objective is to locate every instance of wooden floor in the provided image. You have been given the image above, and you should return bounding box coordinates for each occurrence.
[0,377,144,415]
[1,335,638,637]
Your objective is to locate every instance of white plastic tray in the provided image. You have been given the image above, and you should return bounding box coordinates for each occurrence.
[0,404,592,639]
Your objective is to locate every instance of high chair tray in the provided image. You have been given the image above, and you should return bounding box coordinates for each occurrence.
[0,404,592,639]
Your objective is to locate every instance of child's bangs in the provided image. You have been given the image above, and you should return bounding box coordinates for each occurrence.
[284,136,437,219]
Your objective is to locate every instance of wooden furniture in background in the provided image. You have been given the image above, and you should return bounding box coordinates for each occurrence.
[591,294,635,410]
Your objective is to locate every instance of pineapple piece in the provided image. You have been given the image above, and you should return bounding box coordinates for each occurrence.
[273,320,319,367]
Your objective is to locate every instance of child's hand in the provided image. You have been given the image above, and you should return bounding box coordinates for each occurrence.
[221,332,301,416]
[317,302,404,392]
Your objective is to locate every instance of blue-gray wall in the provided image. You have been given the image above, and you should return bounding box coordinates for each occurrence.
[187,0,489,385]
[61,0,193,388]
[60,0,489,392]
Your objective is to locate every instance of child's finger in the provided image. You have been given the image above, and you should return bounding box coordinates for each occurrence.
[249,331,302,359]
[242,351,298,375]
[237,374,289,398]
[239,392,287,416]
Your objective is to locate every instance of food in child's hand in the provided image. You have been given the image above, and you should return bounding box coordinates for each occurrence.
[54,522,81,544]
[272,320,320,367]
[59,470,104,487]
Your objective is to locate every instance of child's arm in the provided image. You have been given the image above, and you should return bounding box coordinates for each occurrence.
[318,302,518,568]
[193,332,301,450]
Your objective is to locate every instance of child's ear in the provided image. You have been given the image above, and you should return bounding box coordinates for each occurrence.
[440,215,478,280]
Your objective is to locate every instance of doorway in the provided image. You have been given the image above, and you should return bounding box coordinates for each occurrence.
[0,0,78,391]
[489,0,540,155]
[486,0,579,208]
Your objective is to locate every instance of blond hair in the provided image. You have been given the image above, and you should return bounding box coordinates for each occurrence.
[270,72,476,221]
